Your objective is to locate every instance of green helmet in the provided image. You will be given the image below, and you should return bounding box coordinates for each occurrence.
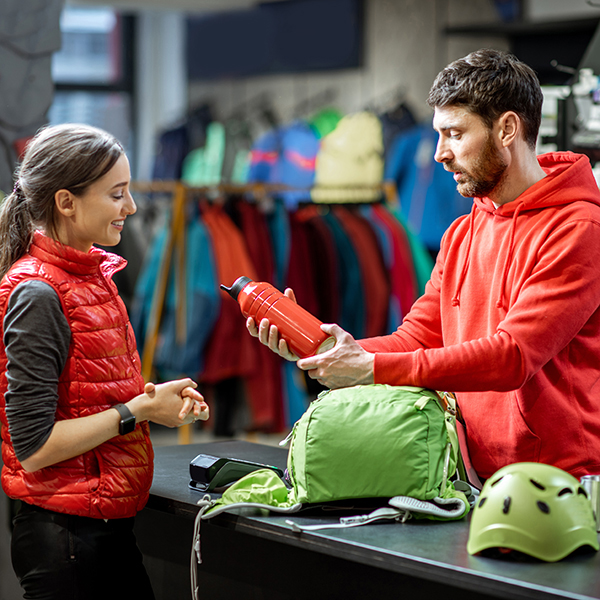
[467,462,599,562]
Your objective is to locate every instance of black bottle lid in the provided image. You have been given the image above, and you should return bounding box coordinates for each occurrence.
[220,276,253,300]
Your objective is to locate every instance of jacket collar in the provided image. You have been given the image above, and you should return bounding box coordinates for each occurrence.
[29,231,127,278]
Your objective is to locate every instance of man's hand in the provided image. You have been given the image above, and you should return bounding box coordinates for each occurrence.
[246,287,300,361]
[296,324,375,390]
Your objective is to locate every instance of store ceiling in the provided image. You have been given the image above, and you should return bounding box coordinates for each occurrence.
[68,0,288,13]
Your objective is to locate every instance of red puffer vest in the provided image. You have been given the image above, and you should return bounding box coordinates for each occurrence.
[0,232,153,519]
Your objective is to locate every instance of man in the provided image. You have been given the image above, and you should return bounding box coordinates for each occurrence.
[249,48,600,482]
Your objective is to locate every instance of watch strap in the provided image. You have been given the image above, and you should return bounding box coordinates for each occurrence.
[113,403,136,435]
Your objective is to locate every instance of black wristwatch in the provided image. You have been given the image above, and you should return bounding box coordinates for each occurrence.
[113,403,136,435]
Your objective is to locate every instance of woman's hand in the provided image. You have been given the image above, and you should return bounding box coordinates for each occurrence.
[142,380,209,426]
[179,386,210,424]
[130,379,208,428]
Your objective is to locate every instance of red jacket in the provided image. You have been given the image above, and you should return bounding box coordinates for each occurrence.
[360,152,600,480]
[0,232,153,518]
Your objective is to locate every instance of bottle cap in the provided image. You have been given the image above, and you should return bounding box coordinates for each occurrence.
[220,276,253,300]
[316,336,336,354]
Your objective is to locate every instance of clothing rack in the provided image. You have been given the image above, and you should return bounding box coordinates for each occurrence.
[130,179,398,375]
[130,180,399,443]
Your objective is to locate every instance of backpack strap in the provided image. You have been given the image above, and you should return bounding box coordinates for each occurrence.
[285,491,470,533]
[435,391,469,484]
[436,391,485,490]
[191,495,212,600]
[286,506,410,532]
[389,495,467,519]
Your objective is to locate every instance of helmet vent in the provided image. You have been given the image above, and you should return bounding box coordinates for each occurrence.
[577,487,588,498]
[558,487,574,496]
[478,497,487,508]
[502,496,511,514]
[529,479,546,490]
[537,501,550,514]
[491,476,504,487]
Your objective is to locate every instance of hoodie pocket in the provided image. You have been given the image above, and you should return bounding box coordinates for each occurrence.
[462,390,541,477]
[505,390,542,464]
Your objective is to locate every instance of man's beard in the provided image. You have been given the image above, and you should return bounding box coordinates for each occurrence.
[447,133,508,198]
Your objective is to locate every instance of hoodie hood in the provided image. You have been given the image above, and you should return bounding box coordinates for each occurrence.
[453,152,600,309]
[473,152,600,216]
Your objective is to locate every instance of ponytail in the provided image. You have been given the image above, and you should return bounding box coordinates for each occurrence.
[0,181,34,280]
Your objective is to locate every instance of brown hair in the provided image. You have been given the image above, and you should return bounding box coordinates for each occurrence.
[0,123,124,279]
[427,48,543,150]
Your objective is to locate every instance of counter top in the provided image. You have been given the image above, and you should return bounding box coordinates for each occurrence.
[149,441,600,600]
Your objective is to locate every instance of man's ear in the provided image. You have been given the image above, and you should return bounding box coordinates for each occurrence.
[54,189,76,217]
[497,111,520,147]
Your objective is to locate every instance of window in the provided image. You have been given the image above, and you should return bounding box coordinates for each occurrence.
[49,7,135,155]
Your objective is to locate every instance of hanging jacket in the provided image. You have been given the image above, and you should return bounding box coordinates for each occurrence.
[200,203,258,384]
[247,128,281,183]
[312,111,384,203]
[359,152,600,480]
[332,206,390,338]
[359,204,402,332]
[181,121,226,186]
[321,211,365,338]
[153,210,221,380]
[271,120,319,209]
[369,203,420,317]
[383,203,435,297]
[235,200,285,432]
[286,211,321,320]
[266,198,291,290]
[385,123,471,251]
[295,205,340,324]
[0,232,153,519]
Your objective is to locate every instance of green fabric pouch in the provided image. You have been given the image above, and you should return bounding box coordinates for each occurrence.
[200,468,302,518]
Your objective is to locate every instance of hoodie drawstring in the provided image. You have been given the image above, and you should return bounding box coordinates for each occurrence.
[451,202,523,310]
[496,202,523,310]
[451,206,476,307]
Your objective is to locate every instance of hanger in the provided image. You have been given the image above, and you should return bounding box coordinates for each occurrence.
[228,92,270,120]
[226,92,280,130]
[292,88,338,119]
[364,84,408,114]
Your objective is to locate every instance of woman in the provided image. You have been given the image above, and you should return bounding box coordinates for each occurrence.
[0,123,209,599]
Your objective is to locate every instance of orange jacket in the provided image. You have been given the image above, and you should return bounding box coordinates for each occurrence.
[360,152,600,480]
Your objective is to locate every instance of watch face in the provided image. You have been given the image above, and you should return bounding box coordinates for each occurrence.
[121,415,136,435]
[114,404,136,435]
[121,415,135,435]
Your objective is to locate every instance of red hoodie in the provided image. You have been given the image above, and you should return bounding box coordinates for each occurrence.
[359,152,600,480]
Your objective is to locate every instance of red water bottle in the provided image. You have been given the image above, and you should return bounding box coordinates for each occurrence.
[221,276,336,358]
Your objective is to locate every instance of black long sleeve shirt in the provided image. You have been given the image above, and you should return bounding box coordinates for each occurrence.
[3,280,71,462]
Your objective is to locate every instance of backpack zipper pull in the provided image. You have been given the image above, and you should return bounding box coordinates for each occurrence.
[279,424,297,447]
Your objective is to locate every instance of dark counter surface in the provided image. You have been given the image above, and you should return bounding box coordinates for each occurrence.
[148,441,600,600]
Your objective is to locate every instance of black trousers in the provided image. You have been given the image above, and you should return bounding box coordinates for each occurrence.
[11,502,156,600]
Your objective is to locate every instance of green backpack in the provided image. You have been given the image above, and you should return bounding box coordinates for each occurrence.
[196,385,471,525]
[192,385,473,597]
